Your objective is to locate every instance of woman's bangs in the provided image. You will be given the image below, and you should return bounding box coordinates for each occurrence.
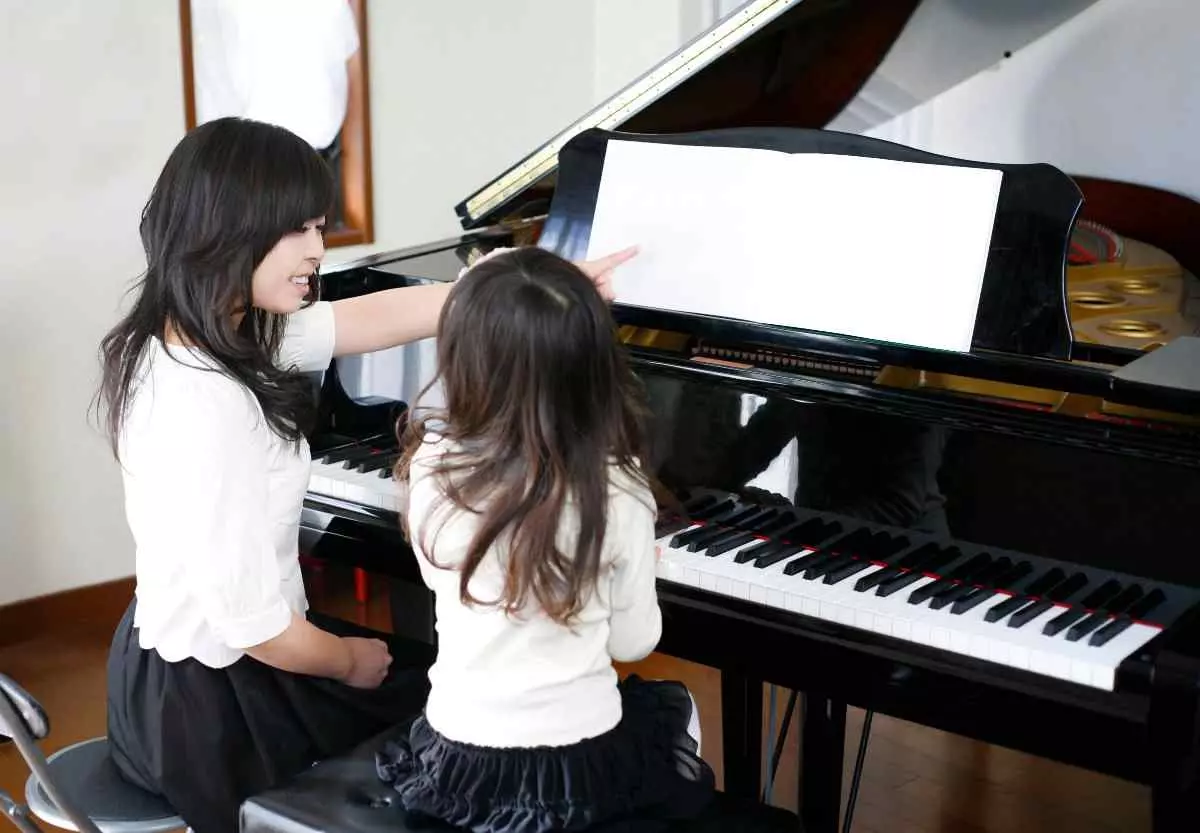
[268,142,334,235]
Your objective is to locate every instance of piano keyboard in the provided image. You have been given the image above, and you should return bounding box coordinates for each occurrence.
[654,492,1185,692]
[307,435,402,512]
[303,436,1189,694]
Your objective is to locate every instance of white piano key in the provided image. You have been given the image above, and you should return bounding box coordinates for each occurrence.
[651,529,1162,692]
[309,459,403,512]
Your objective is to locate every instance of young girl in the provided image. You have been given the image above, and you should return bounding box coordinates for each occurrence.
[379,247,715,831]
[97,117,634,833]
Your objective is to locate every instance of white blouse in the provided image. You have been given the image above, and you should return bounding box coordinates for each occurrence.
[407,435,664,748]
[119,302,336,668]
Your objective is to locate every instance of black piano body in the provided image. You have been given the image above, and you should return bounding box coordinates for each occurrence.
[299,2,1200,831]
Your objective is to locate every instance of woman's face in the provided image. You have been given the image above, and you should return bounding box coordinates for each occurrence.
[251,218,326,313]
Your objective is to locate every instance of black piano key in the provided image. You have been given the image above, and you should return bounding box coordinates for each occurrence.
[340,446,396,468]
[1079,578,1123,610]
[320,444,375,465]
[773,517,831,548]
[787,518,844,552]
[670,524,714,549]
[822,557,875,585]
[1063,610,1109,642]
[683,494,718,514]
[1026,566,1068,596]
[854,542,941,592]
[1049,578,1125,638]
[690,499,735,522]
[684,524,742,552]
[1044,606,1090,637]
[875,570,926,598]
[734,539,781,564]
[1046,571,1089,602]
[986,561,1036,596]
[949,587,999,615]
[865,533,912,565]
[806,553,856,581]
[755,544,808,569]
[907,548,974,606]
[930,582,980,610]
[995,569,1087,627]
[794,530,869,579]
[655,517,692,539]
[1089,615,1134,647]
[819,531,908,586]
[704,531,757,557]
[984,593,1033,623]
[788,550,838,577]
[930,555,1010,610]
[752,513,795,537]
[1007,599,1053,628]
[357,452,400,474]
[1125,587,1166,621]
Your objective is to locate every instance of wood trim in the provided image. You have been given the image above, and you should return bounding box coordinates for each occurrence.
[178,0,196,130]
[176,0,373,249]
[329,0,374,248]
[0,578,135,649]
[1072,175,1200,278]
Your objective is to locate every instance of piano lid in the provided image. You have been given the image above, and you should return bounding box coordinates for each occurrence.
[454,0,1101,230]
[455,0,920,229]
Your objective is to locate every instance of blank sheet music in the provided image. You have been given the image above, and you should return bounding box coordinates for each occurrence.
[585,140,1003,353]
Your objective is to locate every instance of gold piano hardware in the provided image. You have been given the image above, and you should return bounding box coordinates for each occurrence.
[463,0,800,223]
[1067,230,1198,351]
[876,370,1200,428]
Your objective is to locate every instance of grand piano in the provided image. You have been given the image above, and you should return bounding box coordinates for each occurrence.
[298,2,1200,831]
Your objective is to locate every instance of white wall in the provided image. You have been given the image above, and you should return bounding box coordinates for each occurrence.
[334,1,599,262]
[1,1,183,607]
[865,0,1200,200]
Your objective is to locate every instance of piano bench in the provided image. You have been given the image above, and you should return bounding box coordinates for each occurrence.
[240,724,803,833]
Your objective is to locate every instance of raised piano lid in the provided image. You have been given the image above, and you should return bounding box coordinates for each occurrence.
[455,0,925,229]
[454,0,1102,230]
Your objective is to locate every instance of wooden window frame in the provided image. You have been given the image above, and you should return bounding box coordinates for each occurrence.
[177,0,374,248]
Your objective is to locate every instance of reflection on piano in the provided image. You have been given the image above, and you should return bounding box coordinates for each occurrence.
[300,2,1200,832]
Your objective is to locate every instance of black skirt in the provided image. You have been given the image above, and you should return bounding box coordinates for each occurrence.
[105,601,434,833]
[376,675,717,833]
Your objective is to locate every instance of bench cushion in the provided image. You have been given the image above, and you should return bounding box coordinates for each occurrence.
[240,723,801,832]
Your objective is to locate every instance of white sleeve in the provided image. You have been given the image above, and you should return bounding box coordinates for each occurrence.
[163,382,293,649]
[277,300,335,372]
[605,480,663,662]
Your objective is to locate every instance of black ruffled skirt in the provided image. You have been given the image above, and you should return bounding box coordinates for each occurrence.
[376,675,716,832]
[106,601,434,833]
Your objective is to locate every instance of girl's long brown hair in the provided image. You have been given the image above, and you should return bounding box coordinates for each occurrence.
[394,247,652,626]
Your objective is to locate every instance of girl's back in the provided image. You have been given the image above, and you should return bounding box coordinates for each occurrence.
[383,247,714,832]
[407,433,660,747]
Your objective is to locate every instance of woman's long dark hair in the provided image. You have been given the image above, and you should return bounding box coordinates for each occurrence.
[97,117,332,453]
[395,247,653,626]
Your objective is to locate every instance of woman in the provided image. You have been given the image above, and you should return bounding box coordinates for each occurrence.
[96,116,635,833]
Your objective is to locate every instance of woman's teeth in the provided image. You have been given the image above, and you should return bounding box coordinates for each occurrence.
[290,275,310,286]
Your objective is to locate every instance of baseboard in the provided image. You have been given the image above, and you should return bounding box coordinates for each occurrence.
[0,577,135,648]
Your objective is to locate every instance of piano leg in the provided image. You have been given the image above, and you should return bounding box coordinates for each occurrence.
[720,671,763,802]
[798,694,846,833]
[388,578,437,646]
[1148,657,1200,833]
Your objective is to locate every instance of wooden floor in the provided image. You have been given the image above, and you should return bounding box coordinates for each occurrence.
[1,566,1150,832]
